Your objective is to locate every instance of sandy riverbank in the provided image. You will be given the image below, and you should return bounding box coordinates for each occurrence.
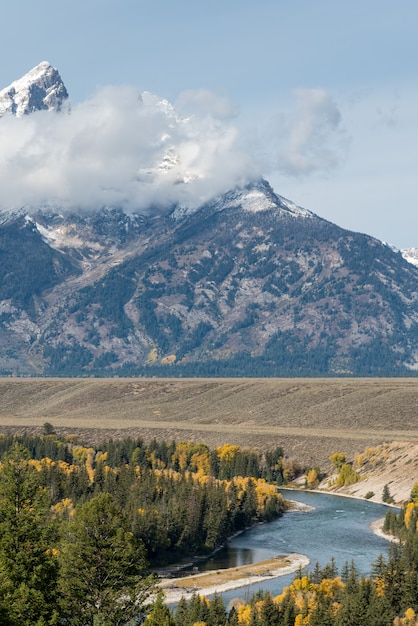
[159,553,310,603]
[285,498,315,512]
[370,517,399,543]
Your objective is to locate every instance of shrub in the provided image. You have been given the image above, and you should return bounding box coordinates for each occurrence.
[335,463,359,488]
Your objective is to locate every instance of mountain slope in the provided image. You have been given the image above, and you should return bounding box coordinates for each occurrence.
[0,64,418,376]
[0,180,417,376]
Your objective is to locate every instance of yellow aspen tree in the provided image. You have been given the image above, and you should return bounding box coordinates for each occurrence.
[237,603,252,624]
[404,502,416,530]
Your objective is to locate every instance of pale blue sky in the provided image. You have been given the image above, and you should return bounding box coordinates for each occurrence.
[2,0,418,247]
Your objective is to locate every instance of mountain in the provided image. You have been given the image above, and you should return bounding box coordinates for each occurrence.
[1,179,417,377]
[0,64,418,377]
[0,62,68,117]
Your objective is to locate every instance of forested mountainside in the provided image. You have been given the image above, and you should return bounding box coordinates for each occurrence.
[1,179,418,376]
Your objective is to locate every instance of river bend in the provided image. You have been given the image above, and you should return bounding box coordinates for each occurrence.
[184,490,393,603]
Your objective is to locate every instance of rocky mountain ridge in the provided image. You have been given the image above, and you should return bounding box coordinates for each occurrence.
[0,64,418,376]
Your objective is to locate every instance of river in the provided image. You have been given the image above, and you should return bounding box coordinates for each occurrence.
[180,490,394,604]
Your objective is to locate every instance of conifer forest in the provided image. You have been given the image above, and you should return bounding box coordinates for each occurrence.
[0,431,417,625]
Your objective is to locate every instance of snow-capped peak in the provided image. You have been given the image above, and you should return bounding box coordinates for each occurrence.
[171,179,316,220]
[0,61,69,117]
[214,180,315,217]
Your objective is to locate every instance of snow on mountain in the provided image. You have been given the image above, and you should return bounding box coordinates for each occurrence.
[401,248,418,267]
[193,179,315,218]
[0,61,68,117]
[386,243,418,268]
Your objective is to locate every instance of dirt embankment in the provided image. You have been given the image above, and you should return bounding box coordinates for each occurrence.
[313,441,418,506]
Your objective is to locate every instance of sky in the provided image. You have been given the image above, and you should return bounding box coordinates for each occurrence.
[1,0,417,248]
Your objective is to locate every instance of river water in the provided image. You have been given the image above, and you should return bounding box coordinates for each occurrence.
[182,490,394,603]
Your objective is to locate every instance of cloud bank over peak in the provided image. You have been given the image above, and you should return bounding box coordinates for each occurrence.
[0,61,348,216]
[0,84,259,214]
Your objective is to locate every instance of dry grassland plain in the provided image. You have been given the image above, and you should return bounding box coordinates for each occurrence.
[0,377,417,467]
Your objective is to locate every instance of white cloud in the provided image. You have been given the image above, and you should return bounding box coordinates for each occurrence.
[0,83,351,217]
[272,88,347,177]
[0,85,259,213]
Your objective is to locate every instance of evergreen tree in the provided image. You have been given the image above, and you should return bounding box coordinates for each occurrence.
[240,478,258,525]
[382,484,394,504]
[335,576,382,626]
[146,590,175,625]
[204,482,229,548]
[174,597,189,626]
[249,605,260,626]
[0,443,59,625]
[58,492,155,625]
[227,606,239,625]
[311,561,322,584]
[187,593,206,625]
[308,593,335,626]
[209,592,227,625]
[259,592,280,625]
[279,593,297,626]
[321,556,339,579]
